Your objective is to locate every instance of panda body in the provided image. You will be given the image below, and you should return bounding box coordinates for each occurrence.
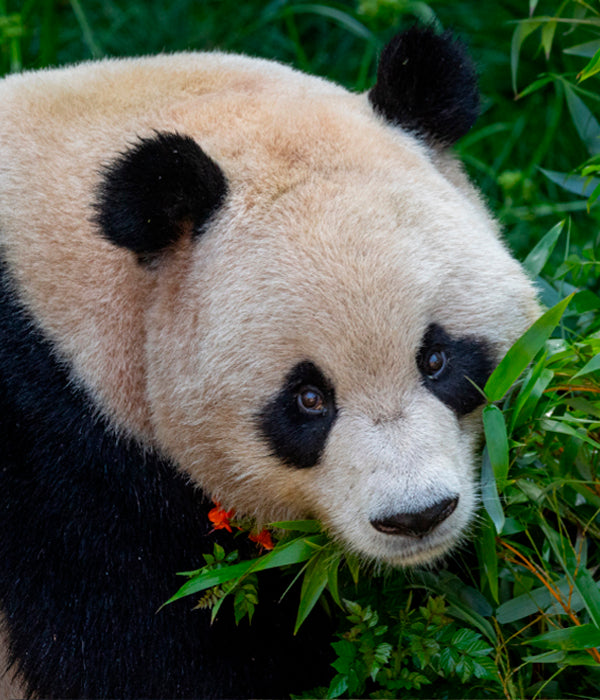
[0,30,538,698]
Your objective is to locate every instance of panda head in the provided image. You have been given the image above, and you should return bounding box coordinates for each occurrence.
[82,28,537,567]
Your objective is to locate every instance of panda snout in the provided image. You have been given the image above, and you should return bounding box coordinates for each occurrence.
[370,495,459,538]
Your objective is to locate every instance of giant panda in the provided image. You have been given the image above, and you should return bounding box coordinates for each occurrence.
[0,26,538,699]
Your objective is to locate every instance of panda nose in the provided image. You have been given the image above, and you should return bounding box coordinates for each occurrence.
[370,496,459,538]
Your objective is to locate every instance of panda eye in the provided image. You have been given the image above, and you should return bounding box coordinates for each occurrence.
[424,347,448,380]
[417,323,495,416]
[258,361,338,469]
[296,386,326,415]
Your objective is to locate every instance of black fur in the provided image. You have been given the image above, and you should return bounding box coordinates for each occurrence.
[0,265,331,698]
[416,323,494,415]
[93,132,227,258]
[258,362,337,469]
[368,26,479,146]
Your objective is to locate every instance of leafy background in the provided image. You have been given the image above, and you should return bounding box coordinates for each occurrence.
[2,1,599,698]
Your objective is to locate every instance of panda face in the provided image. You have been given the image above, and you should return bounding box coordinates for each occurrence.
[0,30,539,568]
[143,160,537,567]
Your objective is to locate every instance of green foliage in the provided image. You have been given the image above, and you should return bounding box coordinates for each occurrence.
[7,0,600,697]
[325,596,500,699]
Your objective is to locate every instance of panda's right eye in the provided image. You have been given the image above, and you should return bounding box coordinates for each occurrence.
[417,323,494,415]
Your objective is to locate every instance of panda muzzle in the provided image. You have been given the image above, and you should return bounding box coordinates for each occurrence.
[370,496,459,538]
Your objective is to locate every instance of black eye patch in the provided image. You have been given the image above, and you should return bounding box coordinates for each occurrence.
[416,324,495,415]
[257,362,337,469]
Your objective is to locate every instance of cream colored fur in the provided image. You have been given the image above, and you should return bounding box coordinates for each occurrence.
[0,53,539,577]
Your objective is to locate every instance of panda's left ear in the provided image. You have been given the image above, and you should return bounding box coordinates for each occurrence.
[94,132,227,261]
[368,26,479,146]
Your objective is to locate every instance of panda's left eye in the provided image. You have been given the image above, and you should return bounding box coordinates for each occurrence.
[423,348,448,379]
[297,386,326,415]
[416,323,495,416]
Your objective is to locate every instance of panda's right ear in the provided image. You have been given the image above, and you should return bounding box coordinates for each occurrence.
[94,132,227,262]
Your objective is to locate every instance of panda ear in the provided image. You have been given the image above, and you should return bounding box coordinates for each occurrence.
[94,132,227,261]
[368,26,479,146]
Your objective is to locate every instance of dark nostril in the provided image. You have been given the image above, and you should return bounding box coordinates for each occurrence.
[370,496,459,538]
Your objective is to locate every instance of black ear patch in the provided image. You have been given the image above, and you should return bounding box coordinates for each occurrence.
[94,132,227,258]
[368,26,479,146]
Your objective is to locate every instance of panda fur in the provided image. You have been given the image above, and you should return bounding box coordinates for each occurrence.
[0,27,539,699]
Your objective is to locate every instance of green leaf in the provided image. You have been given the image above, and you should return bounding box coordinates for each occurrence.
[579,46,600,82]
[540,418,600,449]
[510,364,553,431]
[572,352,600,379]
[565,39,600,58]
[481,447,505,534]
[511,20,543,93]
[541,167,600,196]
[539,522,600,628]
[294,550,331,633]
[164,534,328,606]
[484,295,573,402]
[529,623,600,650]
[483,405,509,488]
[524,649,600,666]
[496,577,585,624]
[476,513,499,603]
[327,553,343,608]
[516,74,555,99]
[564,84,600,154]
[346,553,361,585]
[541,20,556,59]
[522,220,564,278]
[327,674,348,699]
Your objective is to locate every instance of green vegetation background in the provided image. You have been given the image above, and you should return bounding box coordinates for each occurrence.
[2,1,599,698]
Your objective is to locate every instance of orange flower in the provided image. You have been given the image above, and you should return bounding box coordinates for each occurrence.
[208,501,235,533]
[249,528,274,551]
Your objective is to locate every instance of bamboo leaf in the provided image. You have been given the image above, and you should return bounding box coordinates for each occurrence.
[164,534,327,606]
[480,447,505,534]
[516,74,555,99]
[529,623,600,650]
[476,513,499,603]
[539,522,600,628]
[564,84,600,154]
[572,352,600,379]
[565,39,600,58]
[484,295,573,402]
[578,46,600,81]
[541,20,556,59]
[496,578,585,623]
[523,220,564,278]
[540,168,600,196]
[483,406,509,489]
[511,20,543,93]
[294,550,331,633]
